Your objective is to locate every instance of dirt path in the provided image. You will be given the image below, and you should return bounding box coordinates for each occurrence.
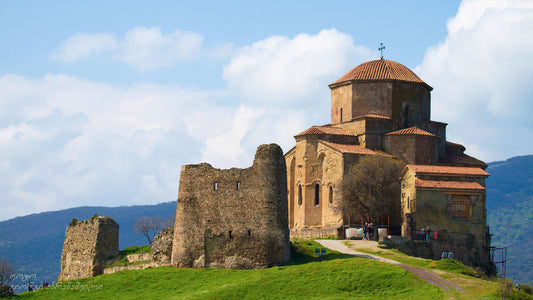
[316,240,465,292]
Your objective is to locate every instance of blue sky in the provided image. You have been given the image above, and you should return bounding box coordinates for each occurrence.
[1,0,532,221]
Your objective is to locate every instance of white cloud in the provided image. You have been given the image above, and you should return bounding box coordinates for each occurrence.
[50,26,232,71]
[417,0,533,161]
[50,33,117,62]
[223,29,373,106]
[0,73,228,220]
[115,26,203,71]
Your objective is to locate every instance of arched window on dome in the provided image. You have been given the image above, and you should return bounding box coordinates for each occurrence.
[404,106,409,128]
[340,108,343,122]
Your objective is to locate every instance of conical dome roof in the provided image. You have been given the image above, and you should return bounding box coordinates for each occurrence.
[329,58,432,90]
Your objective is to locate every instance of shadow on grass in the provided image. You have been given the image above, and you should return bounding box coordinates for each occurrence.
[286,239,354,266]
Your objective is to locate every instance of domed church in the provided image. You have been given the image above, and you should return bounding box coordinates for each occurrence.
[285,57,490,268]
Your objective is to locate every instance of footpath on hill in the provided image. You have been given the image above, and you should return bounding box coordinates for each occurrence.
[316,239,465,292]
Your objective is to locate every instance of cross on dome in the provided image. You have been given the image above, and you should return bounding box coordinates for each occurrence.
[378,43,386,58]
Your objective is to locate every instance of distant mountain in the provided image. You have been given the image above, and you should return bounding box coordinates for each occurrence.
[486,155,533,285]
[0,201,176,293]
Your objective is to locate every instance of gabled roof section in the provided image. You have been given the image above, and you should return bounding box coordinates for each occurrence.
[330,58,432,90]
[295,125,354,137]
[415,179,485,190]
[446,141,466,150]
[350,114,392,121]
[406,164,489,177]
[320,141,382,155]
[385,127,438,138]
[439,153,487,169]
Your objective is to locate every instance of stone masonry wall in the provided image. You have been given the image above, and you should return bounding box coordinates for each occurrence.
[171,144,290,269]
[58,216,119,281]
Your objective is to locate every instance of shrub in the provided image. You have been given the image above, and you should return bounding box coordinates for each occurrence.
[0,285,14,298]
[69,218,78,226]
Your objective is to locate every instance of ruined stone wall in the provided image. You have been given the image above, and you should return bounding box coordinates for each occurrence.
[58,216,119,281]
[152,228,173,265]
[383,238,493,273]
[171,144,290,269]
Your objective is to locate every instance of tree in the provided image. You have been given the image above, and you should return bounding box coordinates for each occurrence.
[339,155,404,228]
[133,216,174,245]
[0,257,15,286]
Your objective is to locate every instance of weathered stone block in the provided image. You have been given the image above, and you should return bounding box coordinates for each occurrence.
[58,216,119,281]
[151,227,173,266]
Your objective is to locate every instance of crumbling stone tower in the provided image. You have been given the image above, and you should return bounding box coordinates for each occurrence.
[171,143,290,269]
[58,216,119,281]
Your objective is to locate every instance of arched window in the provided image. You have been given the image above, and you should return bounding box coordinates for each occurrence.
[328,186,333,204]
[214,182,218,191]
[315,184,320,206]
[236,181,241,190]
[298,185,303,206]
[340,108,343,122]
[404,106,409,128]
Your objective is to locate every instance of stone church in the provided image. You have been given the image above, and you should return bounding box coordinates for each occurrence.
[285,58,490,264]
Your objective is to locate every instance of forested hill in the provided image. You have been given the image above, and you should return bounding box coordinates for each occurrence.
[0,201,176,293]
[486,155,533,285]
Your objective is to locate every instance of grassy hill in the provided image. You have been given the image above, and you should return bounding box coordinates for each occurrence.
[15,240,519,300]
[486,155,533,285]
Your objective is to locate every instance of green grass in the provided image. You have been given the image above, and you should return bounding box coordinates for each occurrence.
[14,240,510,299]
[18,240,444,299]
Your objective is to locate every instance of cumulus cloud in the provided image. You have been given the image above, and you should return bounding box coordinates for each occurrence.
[50,26,232,71]
[0,73,225,220]
[50,33,117,62]
[223,29,373,106]
[417,0,533,161]
[115,27,203,71]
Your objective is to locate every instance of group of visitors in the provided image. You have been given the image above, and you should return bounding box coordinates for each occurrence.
[418,227,439,243]
[363,223,375,240]
[27,281,49,292]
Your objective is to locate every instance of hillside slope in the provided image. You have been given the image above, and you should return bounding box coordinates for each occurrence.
[486,155,533,285]
[15,240,508,299]
[0,201,176,292]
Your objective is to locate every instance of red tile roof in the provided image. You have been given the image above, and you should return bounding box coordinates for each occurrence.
[295,125,354,137]
[330,58,432,89]
[385,127,438,138]
[439,153,487,169]
[351,114,392,121]
[415,179,485,190]
[446,141,466,149]
[407,164,489,177]
[320,141,383,155]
